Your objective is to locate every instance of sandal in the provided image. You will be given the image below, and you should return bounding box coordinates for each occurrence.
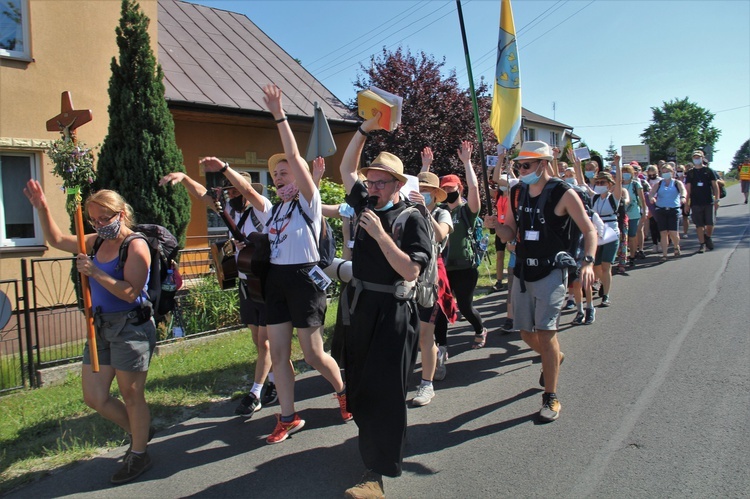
[660,256,668,262]
[674,247,681,257]
[472,328,488,349]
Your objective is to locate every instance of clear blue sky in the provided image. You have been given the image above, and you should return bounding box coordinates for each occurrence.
[194,0,750,172]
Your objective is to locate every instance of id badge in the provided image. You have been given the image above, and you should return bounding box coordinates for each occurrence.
[308,264,332,291]
[525,230,540,241]
[697,182,704,187]
[347,240,355,249]
[271,247,280,259]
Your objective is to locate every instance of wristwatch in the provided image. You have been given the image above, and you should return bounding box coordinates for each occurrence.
[581,255,594,265]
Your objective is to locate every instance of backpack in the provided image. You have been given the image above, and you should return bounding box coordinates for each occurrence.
[92,224,180,321]
[268,199,336,269]
[459,205,487,267]
[392,202,437,308]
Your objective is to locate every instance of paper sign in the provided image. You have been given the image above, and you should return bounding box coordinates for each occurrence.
[574,147,591,161]
[621,145,650,164]
[486,155,499,167]
[399,174,420,198]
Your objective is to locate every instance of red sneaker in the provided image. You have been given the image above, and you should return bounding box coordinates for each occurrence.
[266,413,305,444]
[337,393,353,422]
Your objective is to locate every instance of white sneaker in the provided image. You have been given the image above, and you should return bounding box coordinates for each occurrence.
[434,346,448,381]
[412,384,435,406]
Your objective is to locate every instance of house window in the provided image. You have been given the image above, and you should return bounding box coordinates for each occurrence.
[206,169,267,236]
[524,128,536,142]
[0,0,31,60]
[549,132,559,147]
[1,152,41,246]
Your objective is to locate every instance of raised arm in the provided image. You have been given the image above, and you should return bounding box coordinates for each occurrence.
[612,154,623,203]
[340,114,382,194]
[199,157,267,212]
[159,170,216,211]
[420,147,434,173]
[569,148,586,190]
[23,179,86,253]
[262,84,316,203]
[457,140,481,214]
[312,156,326,188]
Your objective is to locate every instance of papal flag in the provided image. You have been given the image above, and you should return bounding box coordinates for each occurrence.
[490,0,521,150]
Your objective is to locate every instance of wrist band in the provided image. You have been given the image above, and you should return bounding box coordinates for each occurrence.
[275,116,287,123]
[219,162,228,174]
[357,126,370,137]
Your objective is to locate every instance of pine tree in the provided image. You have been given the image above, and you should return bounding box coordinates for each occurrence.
[96,0,190,246]
[605,141,618,162]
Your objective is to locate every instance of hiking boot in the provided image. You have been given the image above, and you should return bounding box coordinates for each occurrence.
[539,393,561,422]
[412,384,435,406]
[434,346,448,381]
[584,307,596,325]
[337,392,353,421]
[344,470,385,499]
[260,382,278,406]
[601,295,611,307]
[698,244,705,254]
[563,299,575,310]
[266,413,305,444]
[123,426,156,460]
[705,236,714,250]
[572,311,585,325]
[111,451,152,485]
[235,392,261,417]
[538,353,565,387]
[501,318,514,333]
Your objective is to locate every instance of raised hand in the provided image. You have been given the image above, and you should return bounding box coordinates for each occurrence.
[421,147,434,170]
[199,157,226,173]
[360,111,383,134]
[262,84,284,119]
[159,172,186,187]
[23,179,48,210]
[457,140,473,164]
[312,156,326,184]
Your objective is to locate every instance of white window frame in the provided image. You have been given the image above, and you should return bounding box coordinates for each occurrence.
[0,151,43,247]
[0,0,31,61]
[549,131,560,147]
[524,128,536,142]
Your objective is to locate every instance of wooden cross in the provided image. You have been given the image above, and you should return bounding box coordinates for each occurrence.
[45,91,93,141]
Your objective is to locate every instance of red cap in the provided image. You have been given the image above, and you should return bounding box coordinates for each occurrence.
[440,174,462,188]
[629,161,640,166]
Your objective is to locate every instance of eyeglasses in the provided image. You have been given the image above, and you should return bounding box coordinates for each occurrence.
[517,161,540,171]
[363,179,397,190]
[88,212,120,227]
[594,182,610,186]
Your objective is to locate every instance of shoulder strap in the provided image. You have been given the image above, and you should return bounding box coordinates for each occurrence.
[264,202,284,228]
[608,193,618,212]
[91,236,104,257]
[249,209,263,232]
[236,208,252,233]
[116,233,147,271]
[296,199,324,240]
[393,206,418,248]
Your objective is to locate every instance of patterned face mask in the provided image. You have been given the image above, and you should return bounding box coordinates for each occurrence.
[276,182,299,202]
[95,218,121,240]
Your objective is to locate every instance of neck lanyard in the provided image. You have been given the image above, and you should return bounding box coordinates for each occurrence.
[270,201,295,250]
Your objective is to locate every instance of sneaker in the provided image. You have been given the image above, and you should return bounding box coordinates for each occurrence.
[572,311,585,325]
[344,470,385,499]
[434,346,448,381]
[491,280,506,292]
[501,318,514,333]
[584,307,596,325]
[601,295,611,307]
[260,382,278,406]
[698,244,705,254]
[235,393,261,417]
[111,451,152,485]
[123,426,156,460]
[705,236,714,250]
[539,393,561,422]
[636,250,646,260]
[266,413,305,444]
[337,392,353,421]
[563,299,575,310]
[538,353,565,388]
[412,383,435,406]
[628,258,635,268]
[598,284,604,299]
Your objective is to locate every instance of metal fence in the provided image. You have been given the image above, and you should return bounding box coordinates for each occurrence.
[0,244,242,393]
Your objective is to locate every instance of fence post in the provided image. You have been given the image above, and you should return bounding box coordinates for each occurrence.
[20,259,36,388]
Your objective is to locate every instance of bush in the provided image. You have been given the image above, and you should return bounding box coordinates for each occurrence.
[176,277,239,336]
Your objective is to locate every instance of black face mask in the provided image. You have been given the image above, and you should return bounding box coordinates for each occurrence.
[648,174,657,180]
[228,196,246,212]
[445,191,460,203]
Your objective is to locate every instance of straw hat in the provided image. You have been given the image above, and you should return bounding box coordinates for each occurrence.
[513,140,553,161]
[417,172,447,203]
[360,152,407,184]
[594,171,615,184]
[268,153,286,177]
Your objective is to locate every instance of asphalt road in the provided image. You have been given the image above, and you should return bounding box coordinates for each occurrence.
[8,185,749,499]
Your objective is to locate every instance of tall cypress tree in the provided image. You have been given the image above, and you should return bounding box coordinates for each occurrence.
[97,0,190,246]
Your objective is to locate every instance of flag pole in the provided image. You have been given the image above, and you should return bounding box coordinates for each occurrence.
[456,0,492,215]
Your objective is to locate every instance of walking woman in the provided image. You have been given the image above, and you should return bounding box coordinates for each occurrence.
[650,163,686,261]
[24,182,156,484]
[261,84,351,445]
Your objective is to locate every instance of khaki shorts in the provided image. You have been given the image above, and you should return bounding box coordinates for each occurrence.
[511,269,567,332]
[690,204,715,228]
[83,310,156,372]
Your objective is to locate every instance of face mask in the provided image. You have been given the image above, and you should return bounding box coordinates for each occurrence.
[445,191,460,203]
[338,202,355,219]
[520,166,542,185]
[276,182,299,203]
[499,185,508,192]
[693,158,703,166]
[95,218,121,240]
[593,185,609,195]
[375,200,394,211]
[648,174,657,180]
[228,196,245,212]
[622,173,632,181]
[564,177,577,185]
[662,172,672,180]
[676,171,685,178]
[584,171,596,179]
[421,192,432,206]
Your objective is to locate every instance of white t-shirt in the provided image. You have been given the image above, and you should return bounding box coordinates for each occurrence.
[232,198,272,279]
[266,190,322,265]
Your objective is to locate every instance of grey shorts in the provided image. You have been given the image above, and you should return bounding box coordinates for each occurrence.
[511,269,567,332]
[83,310,156,371]
[690,204,715,228]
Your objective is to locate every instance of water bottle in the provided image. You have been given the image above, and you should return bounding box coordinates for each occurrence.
[162,269,177,293]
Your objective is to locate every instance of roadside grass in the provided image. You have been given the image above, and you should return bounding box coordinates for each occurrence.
[0,251,500,494]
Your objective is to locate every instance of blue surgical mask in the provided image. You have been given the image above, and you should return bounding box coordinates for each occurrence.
[375,200,394,211]
[585,171,596,179]
[338,202,355,218]
[622,173,632,181]
[564,177,577,185]
[520,169,542,185]
[593,185,609,195]
[421,192,432,206]
[662,172,672,180]
[499,185,508,192]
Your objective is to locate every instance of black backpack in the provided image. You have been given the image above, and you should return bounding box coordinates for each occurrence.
[93,224,180,321]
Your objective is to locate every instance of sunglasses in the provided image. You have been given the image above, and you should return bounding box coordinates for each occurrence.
[88,212,120,227]
[363,179,397,190]
[517,160,540,171]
